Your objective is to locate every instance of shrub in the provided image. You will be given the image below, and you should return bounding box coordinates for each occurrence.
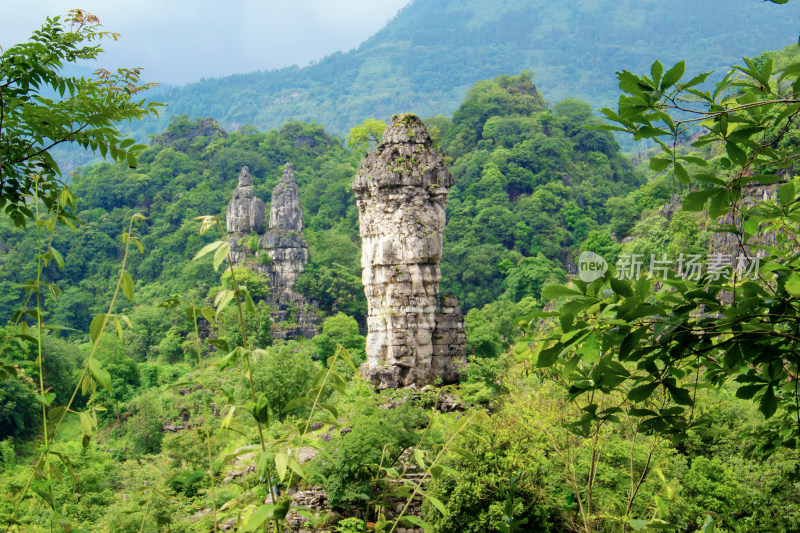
[309,396,432,510]
[0,374,40,440]
[247,341,320,419]
[123,395,164,457]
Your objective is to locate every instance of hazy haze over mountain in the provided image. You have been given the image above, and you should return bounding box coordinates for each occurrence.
[0,0,409,84]
[137,0,800,138]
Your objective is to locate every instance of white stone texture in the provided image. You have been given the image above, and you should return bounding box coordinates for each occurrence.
[354,114,465,388]
[225,163,319,339]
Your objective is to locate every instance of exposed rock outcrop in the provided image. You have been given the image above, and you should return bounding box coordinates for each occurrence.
[353,114,466,389]
[226,166,266,265]
[225,163,319,339]
[431,294,467,383]
[260,163,308,303]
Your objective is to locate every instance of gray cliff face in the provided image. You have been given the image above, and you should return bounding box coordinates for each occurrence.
[268,162,304,231]
[353,114,466,389]
[226,167,266,264]
[260,163,308,303]
[225,164,318,339]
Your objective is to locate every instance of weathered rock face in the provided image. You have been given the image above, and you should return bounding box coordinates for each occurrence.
[260,163,308,302]
[226,167,266,264]
[431,294,467,383]
[225,163,318,339]
[353,114,466,389]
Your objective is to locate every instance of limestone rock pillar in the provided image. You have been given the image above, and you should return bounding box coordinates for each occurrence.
[260,162,309,302]
[353,113,463,389]
[226,166,266,265]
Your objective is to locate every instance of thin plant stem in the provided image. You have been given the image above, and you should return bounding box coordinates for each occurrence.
[212,218,278,533]
[137,486,154,533]
[10,214,141,527]
[387,412,477,533]
[192,306,218,532]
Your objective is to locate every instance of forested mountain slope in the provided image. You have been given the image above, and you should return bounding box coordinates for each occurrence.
[140,0,800,137]
[0,73,644,346]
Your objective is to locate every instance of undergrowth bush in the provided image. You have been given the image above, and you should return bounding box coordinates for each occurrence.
[310,394,435,511]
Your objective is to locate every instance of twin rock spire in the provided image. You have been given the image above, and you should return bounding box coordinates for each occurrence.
[226,163,316,339]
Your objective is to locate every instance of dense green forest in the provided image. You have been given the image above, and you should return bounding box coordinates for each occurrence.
[4,4,800,533]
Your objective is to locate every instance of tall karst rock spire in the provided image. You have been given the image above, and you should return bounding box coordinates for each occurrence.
[353,114,466,389]
[260,162,308,303]
[226,166,266,264]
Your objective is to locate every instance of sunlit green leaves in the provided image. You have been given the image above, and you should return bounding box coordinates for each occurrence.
[88,313,107,344]
[247,392,271,425]
[120,272,134,302]
[778,182,796,206]
[0,13,162,226]
[87,358,111,392]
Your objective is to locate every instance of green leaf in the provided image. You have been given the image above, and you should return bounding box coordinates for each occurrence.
[427,494,448,516]
[318,402,339,419]
[628,382,658,402]
[274,497,291,520]
[649,157,672,172]
[89,313,107,344]
[651,60,664,87]
[413,448,426,469]
[243,504,275,532]
[725,142,747,166]
[673,162,690,185]
[683,189,717,212]
[49,246,65,268]
[542,284,582,299]
[610,277,633,298]
[578,332,601,364]
[35,392,56,406]
[120,272,134,302]
[661,60,685,90]
[398,515,432,530]
[785,273,800,297]
[536,345,561,368]
[213,242,230,271]
[275,452,288,482]
[708,190,731,219]
[666,386,693,406]
[112,316,123,340]
[451,446,478,464]
[193,241,222,261]
[760,385,777,419]
[79,412,94,434]
[287,456,306,479]
[284,397,312,412]
[87,358,112,392]
[126,153,137,168]
[247,392,270,424]
[779,61,800,81]
[778,182,795,206]
[736,383,764,400]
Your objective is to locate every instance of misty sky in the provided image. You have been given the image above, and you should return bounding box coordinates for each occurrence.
[0,0,410,85]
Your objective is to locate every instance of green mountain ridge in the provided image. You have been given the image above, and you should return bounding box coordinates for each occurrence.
[138,0,800,138]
